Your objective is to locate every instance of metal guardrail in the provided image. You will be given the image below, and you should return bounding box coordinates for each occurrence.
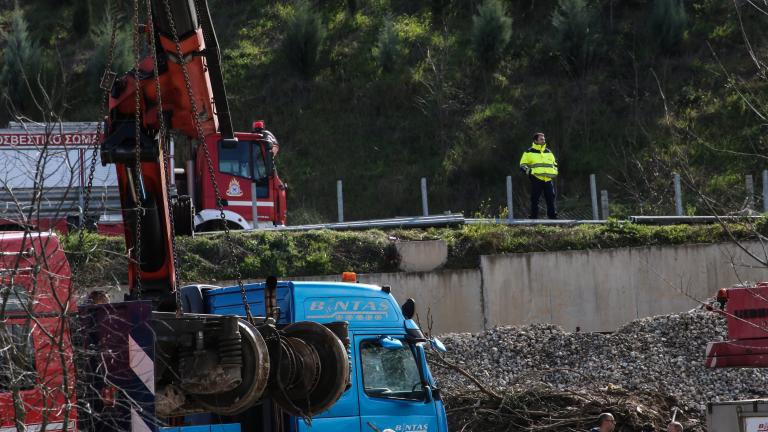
[466,218,606,226]
[628,215,764,225]
[197,214,466,235]
[198,213,767,235]
[0,186,121,219]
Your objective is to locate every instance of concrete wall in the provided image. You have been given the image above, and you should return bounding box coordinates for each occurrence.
[480,241,768,332]
[288,270,483,335]
[219,241,768,335]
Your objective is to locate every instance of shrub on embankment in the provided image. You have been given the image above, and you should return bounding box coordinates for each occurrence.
[63,219,768,288]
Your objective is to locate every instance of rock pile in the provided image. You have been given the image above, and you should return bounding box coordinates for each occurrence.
[431,310,768,418]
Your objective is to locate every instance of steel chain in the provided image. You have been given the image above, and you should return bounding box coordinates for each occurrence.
[160,0,254,323]
[144,0,183,316]
[75,8,120,272]
[131,0,144,296]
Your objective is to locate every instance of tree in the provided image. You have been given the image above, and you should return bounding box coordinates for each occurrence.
[649,0,688,54]
[551,0,602,75]
[86,17,133,103]
[375,20,400,74]
[470,0,512,73]
[0,8,43,117]
[283,0,326,79]
[72,0,93,37]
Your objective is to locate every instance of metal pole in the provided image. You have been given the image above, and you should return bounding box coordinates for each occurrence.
[746,174,755,210]
[251,182,258,230]
[590,174,598,220]
[186,159,195,205]
[421,177,429,216]
[601,190,609,219]
[337,180,344,222]
[78,151,85,222]
[763,170,768,212]
[506,176,514,222]
[169,136,175,185]
[673,172,683,216]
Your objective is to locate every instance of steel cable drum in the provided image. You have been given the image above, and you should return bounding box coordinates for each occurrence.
[193,319,270,415]
[272,321,350,417]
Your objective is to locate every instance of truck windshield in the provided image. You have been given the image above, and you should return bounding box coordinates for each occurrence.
[218,140,268,181]
[360,339,425,401]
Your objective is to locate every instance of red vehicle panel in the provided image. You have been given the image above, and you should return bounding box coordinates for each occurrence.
[0,232,77,431]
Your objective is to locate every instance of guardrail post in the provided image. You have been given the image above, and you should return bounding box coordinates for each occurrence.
[251,182,258,229]
[763,170,768,212]
[590,174,598,220]
[673,172,683,216]
[506,175,513,222]
[421,177,429,216]
[601,190,609,219]
[746,174,755,210]
[337,180,344,222]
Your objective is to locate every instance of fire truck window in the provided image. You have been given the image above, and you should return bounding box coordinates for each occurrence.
[252,143,268,198]
[360,339,425,401]
[252,143,267,181]
[0,284,30,313]
[219,140,251,178]
[0,323,36,390]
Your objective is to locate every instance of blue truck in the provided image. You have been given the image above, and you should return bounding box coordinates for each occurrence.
[178,278,449,432]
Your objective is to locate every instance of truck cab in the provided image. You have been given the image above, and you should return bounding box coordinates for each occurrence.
[201,280,448,432]
[0,232,77,432]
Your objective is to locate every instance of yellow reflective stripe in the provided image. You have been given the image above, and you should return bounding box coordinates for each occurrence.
[529,163,554,168]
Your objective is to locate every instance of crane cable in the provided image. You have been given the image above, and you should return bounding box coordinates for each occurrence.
[130,0,145,298]
[75,7,120,275]
[158,0,255,324]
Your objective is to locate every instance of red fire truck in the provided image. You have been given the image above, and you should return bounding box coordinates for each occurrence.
[0,120,286,234]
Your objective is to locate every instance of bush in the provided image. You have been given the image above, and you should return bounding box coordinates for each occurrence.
[283,0,326,79]
[649,0,688,54]
[551,0,602,75]
[375,20,400,74]
[470,0,512,72]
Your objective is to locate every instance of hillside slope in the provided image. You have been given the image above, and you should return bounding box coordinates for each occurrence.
[1,0,767,221]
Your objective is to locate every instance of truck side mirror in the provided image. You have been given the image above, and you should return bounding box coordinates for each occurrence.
[378,336,403,350]
[401,298,415,320]
[430,337,447,353]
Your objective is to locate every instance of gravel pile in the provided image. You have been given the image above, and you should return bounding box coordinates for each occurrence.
[431,310,768,414]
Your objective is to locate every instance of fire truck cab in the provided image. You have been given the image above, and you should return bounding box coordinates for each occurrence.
[0,231,77,431]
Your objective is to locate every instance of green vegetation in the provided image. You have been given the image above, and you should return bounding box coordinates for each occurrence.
[63,221,767,287]
[470,0,512,73]
[1,0,767,221]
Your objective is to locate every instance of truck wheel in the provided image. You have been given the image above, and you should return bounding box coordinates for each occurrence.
[193,319,270,415]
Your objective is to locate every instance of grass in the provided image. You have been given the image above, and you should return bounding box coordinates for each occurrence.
[63,220,767,287]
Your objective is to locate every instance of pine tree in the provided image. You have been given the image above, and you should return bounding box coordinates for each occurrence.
[375,20,399,74]
[73,0,93,37]
[470,0,512,73]
[283,0,326,79]
[552,0,602,75]
[0,8,43,114]
[649,0,688,54]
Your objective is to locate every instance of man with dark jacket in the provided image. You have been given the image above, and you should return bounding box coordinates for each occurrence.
[519,132,558,219]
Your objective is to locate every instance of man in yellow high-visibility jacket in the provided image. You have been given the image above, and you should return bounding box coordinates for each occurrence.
[519,132,558,219]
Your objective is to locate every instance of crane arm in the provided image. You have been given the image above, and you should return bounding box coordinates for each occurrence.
[100,0,234,306]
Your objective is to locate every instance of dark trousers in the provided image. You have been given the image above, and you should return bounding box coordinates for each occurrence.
[529,177,557,219]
